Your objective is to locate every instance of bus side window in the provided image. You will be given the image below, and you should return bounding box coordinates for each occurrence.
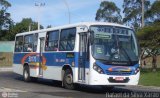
[33,33,38,52]
[24,34,34,52]
[15,36,23,52]
[45,30,59,51]
[59,28,76,51]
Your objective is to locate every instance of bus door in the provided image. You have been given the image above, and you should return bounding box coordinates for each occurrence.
[78,33,89,82]
[39,37,45,76]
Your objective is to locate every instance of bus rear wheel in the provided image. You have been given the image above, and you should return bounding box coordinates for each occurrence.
[23,66,31,82]
[63,69,75,89]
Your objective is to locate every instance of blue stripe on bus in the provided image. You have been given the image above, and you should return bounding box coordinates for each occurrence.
[13,52,89,68]
[13,52,138,75]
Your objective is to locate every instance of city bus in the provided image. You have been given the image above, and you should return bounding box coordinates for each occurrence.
[13,22,140,90]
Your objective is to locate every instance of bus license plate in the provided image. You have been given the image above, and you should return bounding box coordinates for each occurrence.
[115,77,124,81]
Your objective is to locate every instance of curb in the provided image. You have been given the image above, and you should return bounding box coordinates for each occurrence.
[0,67,12,72]
[137,85,160,89]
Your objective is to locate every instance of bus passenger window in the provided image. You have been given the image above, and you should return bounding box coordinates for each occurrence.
[45,30,59,51]
[24,34,34,52]
[33,33,38,52]
[59,28,76,51]
[15,36,23,52]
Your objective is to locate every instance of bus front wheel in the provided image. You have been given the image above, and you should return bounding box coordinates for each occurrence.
[63,69,75,89]
[23,66,31,82]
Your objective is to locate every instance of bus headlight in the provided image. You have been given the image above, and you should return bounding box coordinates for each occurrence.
[93,63,104,74]
[134,67,140,74]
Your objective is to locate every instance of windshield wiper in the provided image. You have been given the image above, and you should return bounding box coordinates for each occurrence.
[120,47,132,65]
[96,58,108,61]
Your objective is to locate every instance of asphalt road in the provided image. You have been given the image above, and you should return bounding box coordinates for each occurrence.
[0,71,160,98]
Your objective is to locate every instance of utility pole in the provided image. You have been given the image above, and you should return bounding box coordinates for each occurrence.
[141,0,145,27]
[35,2,45,30]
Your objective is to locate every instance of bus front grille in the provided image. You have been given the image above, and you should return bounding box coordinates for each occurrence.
[106,70,132,75]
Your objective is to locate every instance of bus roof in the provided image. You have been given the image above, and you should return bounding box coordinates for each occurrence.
[16,22,132,36]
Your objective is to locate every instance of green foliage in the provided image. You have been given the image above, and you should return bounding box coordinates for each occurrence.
[95,1,122,23]
[2,18,43,41]
[137,22,160,70]
[0,0,12,37]
[123,0,150,29]
[137,22,160,49]
[0,0,11,8]
[145,1,160,22]
[0,1,44,41]
[137,1,160,70]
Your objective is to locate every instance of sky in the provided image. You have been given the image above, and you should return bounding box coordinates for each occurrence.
[6,0,150,28]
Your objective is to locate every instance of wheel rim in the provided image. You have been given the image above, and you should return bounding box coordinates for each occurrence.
[24,70,28,80]
[65,74,72,84]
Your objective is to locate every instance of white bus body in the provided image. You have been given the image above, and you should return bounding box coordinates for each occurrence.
[13,22,140,89]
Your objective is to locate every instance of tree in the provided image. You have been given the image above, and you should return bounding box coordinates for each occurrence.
[145,1,160,23]
[137,21,160,71]
[95,1,122,23]
[123,0,150,29]
[137,1,160,71]
[0,0,12,40]
[46,25,52,28]
[0,0,11,29]
[4,18,44,41]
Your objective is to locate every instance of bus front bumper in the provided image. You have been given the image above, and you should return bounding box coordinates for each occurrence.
[89,71,140,86]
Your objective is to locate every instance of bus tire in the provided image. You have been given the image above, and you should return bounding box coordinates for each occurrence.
[63,69,75,89]
[23,66,31,82]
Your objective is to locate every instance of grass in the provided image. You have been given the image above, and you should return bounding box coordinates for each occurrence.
[139,68,160,87]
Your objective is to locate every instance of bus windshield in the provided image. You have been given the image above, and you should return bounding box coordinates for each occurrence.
[90,25,139,66]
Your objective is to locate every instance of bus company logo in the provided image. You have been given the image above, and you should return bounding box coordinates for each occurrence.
[1,92,8,98]
[21,53,38,64]
[108,66,131,72]
[21,53,47,70]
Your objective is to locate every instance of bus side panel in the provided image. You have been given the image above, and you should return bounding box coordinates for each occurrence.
[13,52,40,77]
[13,52,90,83]
[42,66,62,80]
[30,68,39,77]
[13,53,26,75]
[13,64,23,75]
[41,52,78,81]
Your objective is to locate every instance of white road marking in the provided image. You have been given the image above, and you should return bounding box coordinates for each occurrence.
[0,87,27,92]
